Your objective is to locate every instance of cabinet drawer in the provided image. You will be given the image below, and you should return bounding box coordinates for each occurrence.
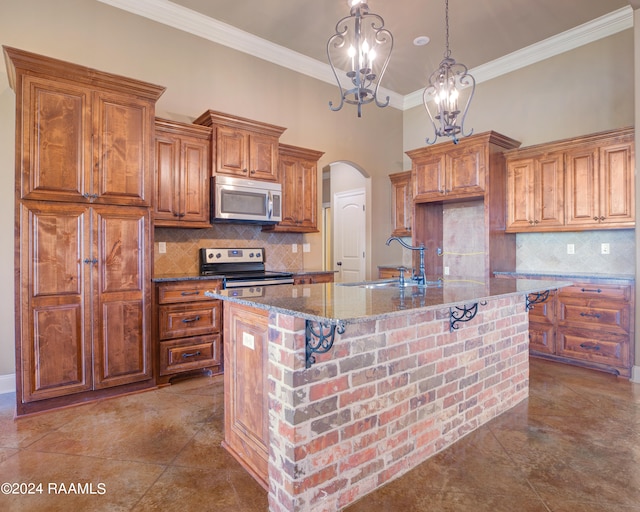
[157,280,222,304]
[557,328,629,369]
[294,273,334,285]
[159,302,222,339]
[557,299,630,334]
[159,335,221,376]
[559,284,632,302]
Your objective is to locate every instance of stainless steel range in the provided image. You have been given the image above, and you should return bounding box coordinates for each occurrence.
[199,248,294,288]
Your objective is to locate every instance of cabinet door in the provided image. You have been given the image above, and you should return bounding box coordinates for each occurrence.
[278,155,300,226]
[216,126,248,177]
[528,290,556,355]
[248,133,278,181]
[92,206,152,389]
[298,158,318,229]
[19,75,91,202]
[599,142,634,226]
[390,171,412,237]
[413,155,446,202]
[534,153,564,228]
[20,203,92,402]
[92,91,153,206]
[446,144,485,198]
[154,132,180,222]
[506,158,536,231]
[179,136,210,225]
[565,147,599,227]
[224,302,269,486]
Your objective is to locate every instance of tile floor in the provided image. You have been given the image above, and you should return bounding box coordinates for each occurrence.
[0,358,638,511]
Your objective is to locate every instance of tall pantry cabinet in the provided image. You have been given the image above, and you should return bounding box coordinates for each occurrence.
[4,47,165,415]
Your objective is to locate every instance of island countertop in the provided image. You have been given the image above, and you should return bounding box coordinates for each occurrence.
[205,277,570,325]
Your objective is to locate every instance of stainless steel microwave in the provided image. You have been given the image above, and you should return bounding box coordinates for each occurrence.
[212,175,282,224]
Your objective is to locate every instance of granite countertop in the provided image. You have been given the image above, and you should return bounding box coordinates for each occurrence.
[494,270,634,283]
[204,277,571,325]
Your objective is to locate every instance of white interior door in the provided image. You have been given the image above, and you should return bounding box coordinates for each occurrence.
[333,189,366,282]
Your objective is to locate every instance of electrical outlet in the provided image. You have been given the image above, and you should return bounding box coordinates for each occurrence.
[567,244,575,254]
[158,242,166,254]
[601,243,610,255]
[292,244,298,253]
[444,266,450,275]
[303,243,311,253]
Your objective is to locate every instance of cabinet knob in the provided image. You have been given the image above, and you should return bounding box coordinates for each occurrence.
[599,216,605,221]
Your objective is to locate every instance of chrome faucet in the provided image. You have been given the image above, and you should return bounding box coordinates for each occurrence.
[385,237,427,286]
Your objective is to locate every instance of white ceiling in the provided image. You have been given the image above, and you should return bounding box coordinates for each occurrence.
[99,0,634,109]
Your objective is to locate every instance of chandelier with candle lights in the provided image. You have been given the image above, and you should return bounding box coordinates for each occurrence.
[423,0,475,144]
[327,0,393,118]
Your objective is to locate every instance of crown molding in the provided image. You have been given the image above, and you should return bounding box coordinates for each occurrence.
[98,0,632,112]
[404,5,634,109]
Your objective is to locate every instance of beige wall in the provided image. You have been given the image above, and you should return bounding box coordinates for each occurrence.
[0,0,635,382]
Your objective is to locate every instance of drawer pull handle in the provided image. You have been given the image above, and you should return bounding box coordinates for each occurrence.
[181,291,200,296]
[182,351,201,359]
[580,288,602,293]
[580,312,601,319]
[181,316,201,323]
[579,343,601,351]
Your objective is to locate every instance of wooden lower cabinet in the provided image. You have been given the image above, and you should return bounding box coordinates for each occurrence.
[17,202,153,415]
[293,272,335,285]
[223,302,269,490]
[156,279,223,385]
[525,279,634,377]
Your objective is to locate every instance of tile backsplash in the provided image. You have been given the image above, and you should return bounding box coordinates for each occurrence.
[516,229,635,275]
[154,225,304,275]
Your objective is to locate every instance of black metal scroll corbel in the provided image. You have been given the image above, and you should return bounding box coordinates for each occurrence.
[305,320,346,368]
[526,290,550,311]
[449,301,487,332]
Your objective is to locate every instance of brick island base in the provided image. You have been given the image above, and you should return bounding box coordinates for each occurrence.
[223,295,530,512]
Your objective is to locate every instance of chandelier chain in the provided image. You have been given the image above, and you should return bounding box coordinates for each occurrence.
[444,0,451,58]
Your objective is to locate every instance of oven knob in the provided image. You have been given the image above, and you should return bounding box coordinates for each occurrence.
[256,251,262,258]
[249,252,254,258]
[215,252,222,259]
[207,252,213,260]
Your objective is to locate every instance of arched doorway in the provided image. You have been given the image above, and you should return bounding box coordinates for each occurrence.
[323,161,371,282]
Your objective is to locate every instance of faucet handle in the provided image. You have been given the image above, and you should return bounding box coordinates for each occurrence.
[396,266,407,286]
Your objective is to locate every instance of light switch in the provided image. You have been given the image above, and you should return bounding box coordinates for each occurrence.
[567,244,575,254]
[158,242,166,254]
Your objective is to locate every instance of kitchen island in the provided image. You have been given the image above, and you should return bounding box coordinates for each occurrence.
[205,277,569,512]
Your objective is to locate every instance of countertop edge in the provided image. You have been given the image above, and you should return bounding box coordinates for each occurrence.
[205,278,572,326]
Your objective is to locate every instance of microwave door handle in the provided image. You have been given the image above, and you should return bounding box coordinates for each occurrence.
[267,191,273,220]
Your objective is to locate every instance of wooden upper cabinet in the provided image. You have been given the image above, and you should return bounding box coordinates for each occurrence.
[411,143,486,202]
[566,137,634,228]
[506,152,564,232]
[194,110,286,182]
[5,46,164,207]
[389,170,412,237]
[408,132,519,203]
[264,143,324,233]
[154,118,212,228]
[506,127,634,232]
